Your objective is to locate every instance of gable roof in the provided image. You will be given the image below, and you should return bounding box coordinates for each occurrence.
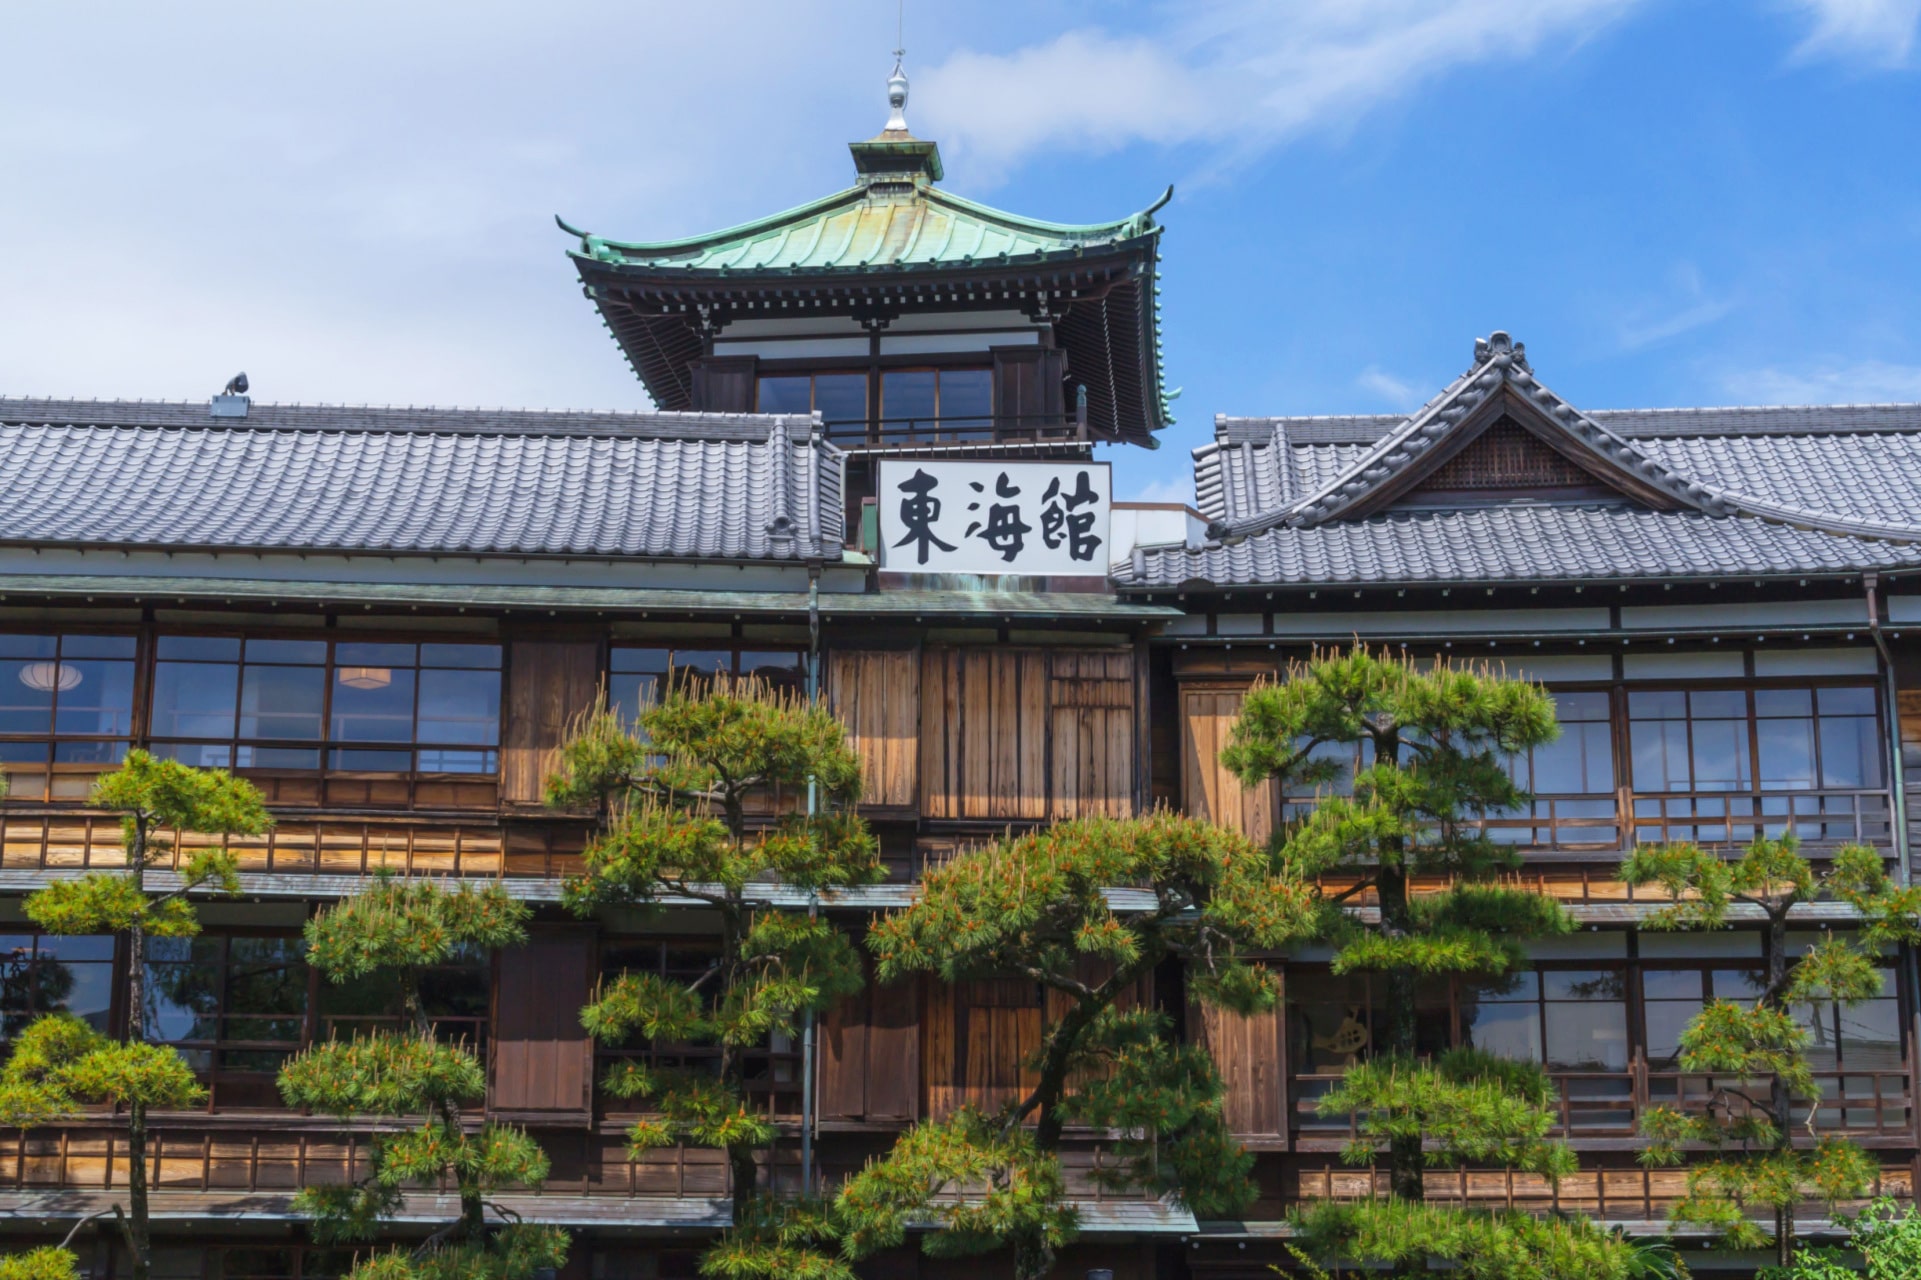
[0,398,843,562]
[1120,333,1921,591]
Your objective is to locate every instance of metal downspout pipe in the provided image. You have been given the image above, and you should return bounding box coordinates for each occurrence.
[1863,574,1921,1169]
[1865,574,1911,887]
[801,570,821,1194]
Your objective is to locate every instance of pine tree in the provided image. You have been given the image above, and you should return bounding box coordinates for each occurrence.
[832,810,1318,1280]
[1624,837,1920,1267]
[277,878,566,1280]
[0,751,269,1280]
[547,674,884,1280]
[1220,646,1635,1279]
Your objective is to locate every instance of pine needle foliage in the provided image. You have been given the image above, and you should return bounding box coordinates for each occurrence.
[547,674,884,1277]
[276,879,564,1280]
[1624,835,1917,1268]
[7,752,269,1280]
[839,810,1318,1280]
[1222,646,1620,1278]
[0,1249,80,1280]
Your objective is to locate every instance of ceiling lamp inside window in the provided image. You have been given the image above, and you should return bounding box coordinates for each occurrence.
[338,667,393,690]
[18,662,81,693]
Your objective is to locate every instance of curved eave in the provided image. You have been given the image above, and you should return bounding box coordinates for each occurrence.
[569,231,1162,283]
[561,183,1172,271]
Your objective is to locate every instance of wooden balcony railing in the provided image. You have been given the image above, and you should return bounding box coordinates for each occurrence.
[1294,1062,1916,1141]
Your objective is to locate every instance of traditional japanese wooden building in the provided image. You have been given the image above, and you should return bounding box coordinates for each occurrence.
[2,64,1920,1280]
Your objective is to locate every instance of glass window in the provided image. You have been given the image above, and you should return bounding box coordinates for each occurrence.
[1530,692,1615,794]
[0,634,137,800]
[151,637,501,776]
[610,646,805,724]
[756,376,811,415]
[813,374,868,427]
[317,941,487,1047]
[1459,969,1628,1071]
[0,933,115,1042]
[145,934,308,1073]
[939,368,994,429]
[881,369,937,428]
[755,372,868,434]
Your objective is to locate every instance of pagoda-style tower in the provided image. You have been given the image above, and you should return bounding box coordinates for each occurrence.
[561,61,1172,459]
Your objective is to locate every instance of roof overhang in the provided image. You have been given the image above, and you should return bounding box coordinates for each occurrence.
[573,241,1168,448]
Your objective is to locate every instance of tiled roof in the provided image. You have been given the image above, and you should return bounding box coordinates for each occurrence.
[0,398,842,561]
[1148,334,1921,590]
[1115,504,1921,589]
[570,184,1168,275]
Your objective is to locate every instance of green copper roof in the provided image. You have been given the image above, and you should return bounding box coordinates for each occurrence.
[568,181,1170,276]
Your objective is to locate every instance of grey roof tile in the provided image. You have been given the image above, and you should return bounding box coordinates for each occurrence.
[0,398,841,561]
[1115,505,1921,589]
[1163,339,1921,591]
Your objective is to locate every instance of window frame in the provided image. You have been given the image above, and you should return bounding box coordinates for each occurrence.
[0,630,142,802]
[144,632,504,784]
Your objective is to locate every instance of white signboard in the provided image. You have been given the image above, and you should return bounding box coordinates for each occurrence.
[877,459,1112,575]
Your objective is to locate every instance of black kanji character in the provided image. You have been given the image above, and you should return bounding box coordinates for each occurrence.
[892,468,956,565]
[964,472,1029,563]
[1040,470,1102,561]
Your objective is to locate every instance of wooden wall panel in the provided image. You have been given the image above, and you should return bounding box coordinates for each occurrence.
[1180,684,1276,843]
[922,647,1135,820]
[1193,983,1286,1139]
[828,648,920,808]
[490,930,595,1122]
[501,641,600,805]
[817,965,921,1124]
[1049,650,1136,819]
[817,977,870,1123]
[867,973,921,1122]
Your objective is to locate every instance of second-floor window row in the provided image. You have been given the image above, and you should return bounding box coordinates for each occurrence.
[1283,682,1892,849]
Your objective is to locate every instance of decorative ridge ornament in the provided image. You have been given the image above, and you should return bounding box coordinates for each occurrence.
[1472,329,1530,373]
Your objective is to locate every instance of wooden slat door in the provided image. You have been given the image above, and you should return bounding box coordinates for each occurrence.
[920,648,1048,819]
[828,648,920,808]
[490,930,595,1124]
[1048,650,1136,819]
[1180,684,1276,843]
[501,641,601,805]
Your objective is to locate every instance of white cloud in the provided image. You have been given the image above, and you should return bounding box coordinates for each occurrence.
[1616,263,1738,350]
[1782,0,1921,67]
[1355,366,1422,408]
[919,0,1645,175]
[1721,359,1921,403]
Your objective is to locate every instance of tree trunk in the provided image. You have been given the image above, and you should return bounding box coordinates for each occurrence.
[1376,855,1423,1213]
[123,818,152,1280]
[1013,1231,1055,1280]
[719,900,758,1224]
[1764,909,1793,1270]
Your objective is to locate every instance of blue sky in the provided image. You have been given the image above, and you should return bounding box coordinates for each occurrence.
[3,1,1919,502]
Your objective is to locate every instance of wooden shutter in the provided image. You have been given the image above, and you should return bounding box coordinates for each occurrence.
[1192,970,1286,1138]
[992,346,1066,432]
[1180,683,1276,842]
[925,977,1043,1120]
[501,641,600,805]
[1048,650,1136,819]
[490,930,595,1124]
[920,648,1047,820]
[689,355,758,413]
[828,648,920,809]
[817,963,921,1124]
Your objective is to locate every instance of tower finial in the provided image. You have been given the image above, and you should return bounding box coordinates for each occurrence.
[885,51,910,134]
